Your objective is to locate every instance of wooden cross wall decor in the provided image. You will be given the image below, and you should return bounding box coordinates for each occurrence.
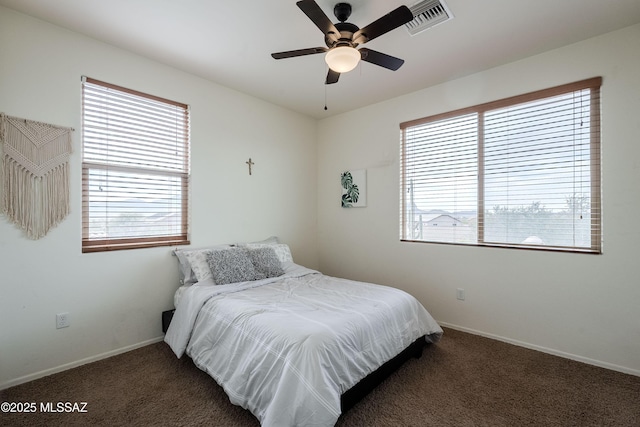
[246,158,254,175]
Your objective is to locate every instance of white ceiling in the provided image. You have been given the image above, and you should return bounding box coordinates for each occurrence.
[2,0,640,119]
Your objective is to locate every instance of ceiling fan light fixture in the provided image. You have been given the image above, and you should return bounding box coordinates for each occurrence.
[325,46,360,73]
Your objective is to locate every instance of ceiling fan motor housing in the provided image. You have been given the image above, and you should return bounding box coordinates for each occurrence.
[334,3,352,22]
[326,21,360,48]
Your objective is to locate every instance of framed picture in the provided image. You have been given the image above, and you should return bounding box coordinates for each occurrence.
[341,169,367,208]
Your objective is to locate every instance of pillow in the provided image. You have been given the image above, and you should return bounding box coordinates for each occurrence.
[174,244,231,284]
[174,250,198,285]
[182,249,216,282]
[235,236,280,247]
[207,247,258,285]
[247,247,284,278]
[245,243,293,263]
[174,240,288,285]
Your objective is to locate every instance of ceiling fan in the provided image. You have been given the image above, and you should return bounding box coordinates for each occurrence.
[271,0,414,85]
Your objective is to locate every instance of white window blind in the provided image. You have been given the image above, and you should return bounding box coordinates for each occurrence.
[81,77,190,252]
[400,77,601,253]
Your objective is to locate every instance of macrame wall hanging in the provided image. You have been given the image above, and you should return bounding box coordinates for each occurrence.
[0,113,74,239]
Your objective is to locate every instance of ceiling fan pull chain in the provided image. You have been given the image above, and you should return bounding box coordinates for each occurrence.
[324,83,328,110]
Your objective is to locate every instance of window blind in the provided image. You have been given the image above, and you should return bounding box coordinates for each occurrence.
[81,77,190,252]
[400,77,601,253]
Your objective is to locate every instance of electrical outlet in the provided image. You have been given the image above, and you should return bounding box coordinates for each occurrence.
[56,312,70,329]
[456,288,465,301]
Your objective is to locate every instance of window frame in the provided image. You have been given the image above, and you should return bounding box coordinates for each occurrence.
[400,77,602,254]
[81,77,190,253]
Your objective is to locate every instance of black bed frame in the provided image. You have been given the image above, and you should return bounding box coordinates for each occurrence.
[340,336,427,413]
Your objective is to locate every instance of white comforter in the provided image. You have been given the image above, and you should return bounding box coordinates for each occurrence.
[165,263,442,427]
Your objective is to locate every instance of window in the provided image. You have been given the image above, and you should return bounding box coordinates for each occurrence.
[400,77,601,253]
[81,77,190,253]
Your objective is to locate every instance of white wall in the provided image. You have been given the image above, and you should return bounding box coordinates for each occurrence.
[317,24,640,375]
[0,7,318,388]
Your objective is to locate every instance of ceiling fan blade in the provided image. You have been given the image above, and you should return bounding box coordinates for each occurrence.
[353,5,414,45]
[296,0,340,44]
[326,69,340,84]
[271,47,328,59]
[359,48,405,71]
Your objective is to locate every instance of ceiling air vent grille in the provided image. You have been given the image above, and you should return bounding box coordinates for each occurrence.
[405,0,453,36]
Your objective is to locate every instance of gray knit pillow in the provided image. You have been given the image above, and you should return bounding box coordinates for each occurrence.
[207,247,257,285]
[247,247,284,279]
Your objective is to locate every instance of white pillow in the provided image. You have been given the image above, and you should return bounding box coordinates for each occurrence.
[236,236,280,246]
[182,250,215,283]
[174,250,198,286]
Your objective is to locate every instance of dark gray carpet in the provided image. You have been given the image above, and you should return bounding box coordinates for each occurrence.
[2,328,639,426]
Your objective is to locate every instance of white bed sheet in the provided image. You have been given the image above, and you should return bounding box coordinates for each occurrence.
[165,262,442,427]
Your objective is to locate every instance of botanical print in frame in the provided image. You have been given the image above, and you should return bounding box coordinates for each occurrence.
[341,169,367,208]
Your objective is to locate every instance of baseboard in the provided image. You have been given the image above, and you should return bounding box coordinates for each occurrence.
[438,322,640,377]
[4,325,638,391]
[0,336,165,391]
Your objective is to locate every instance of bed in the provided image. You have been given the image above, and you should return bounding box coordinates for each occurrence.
[165,241,442,427]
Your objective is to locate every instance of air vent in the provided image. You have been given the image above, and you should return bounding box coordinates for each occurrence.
[405,0,453,36]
